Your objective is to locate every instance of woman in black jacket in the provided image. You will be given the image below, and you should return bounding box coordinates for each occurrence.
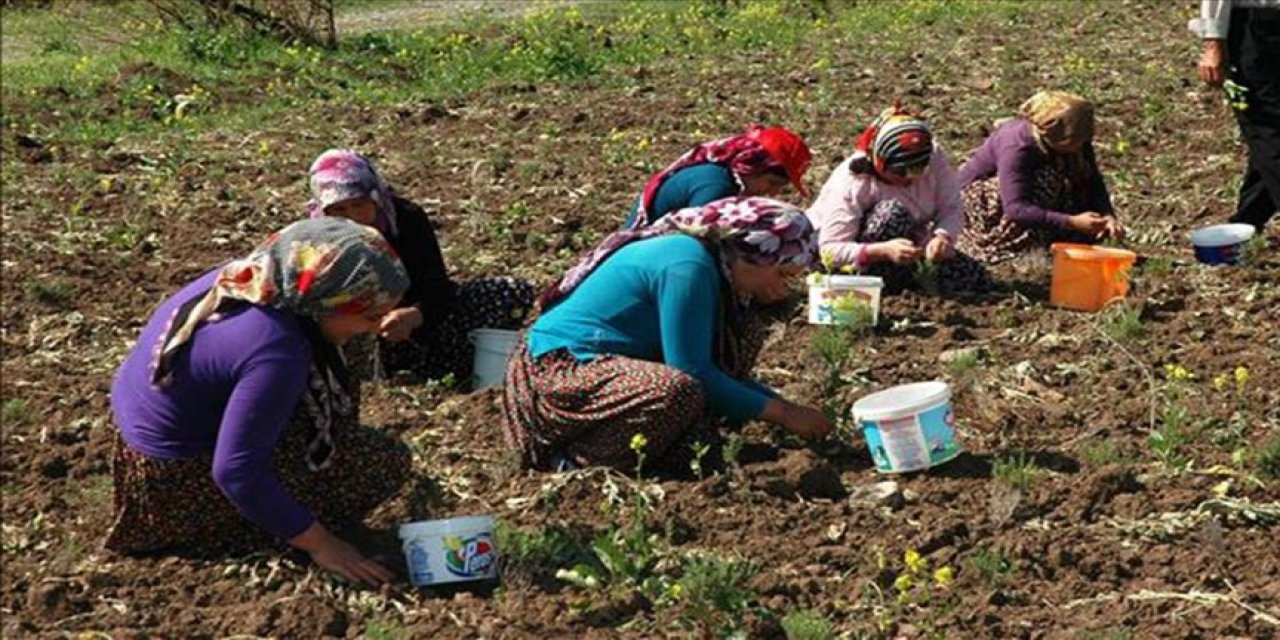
[307,148,534,385]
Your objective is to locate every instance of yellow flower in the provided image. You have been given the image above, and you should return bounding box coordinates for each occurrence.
[629,433,648,453]
[1213,374,1230,392]
[893,573,913,593]
[904,548,926,574]
[1234,366,1249,389]
[933,566,954,587]
[669,583,683,599]
[1164,364,1191,382]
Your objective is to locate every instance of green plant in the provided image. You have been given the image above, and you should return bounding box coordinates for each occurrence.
[1137,254,1174,278]
[1150,364,1194,470]
[945,349,983,378]
[992,452,1042,490]
[1080,440,1126,466]
[25,279,72,306]
[966,548,1017,586]
[881,548,957,637]
[362,615,411,640]
[1,399,32,426]
[914,260,940,297]
[496,521,592,580]
[1240,233,1266,266]
[1098,303,1145,343]
[781,609,835,640]
[667,553,759,633]
[1257,433,1280,480]
[689,440,712,480]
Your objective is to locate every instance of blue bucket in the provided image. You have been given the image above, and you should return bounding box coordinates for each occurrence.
[1189,224,1255,265]
[852,381,963,473]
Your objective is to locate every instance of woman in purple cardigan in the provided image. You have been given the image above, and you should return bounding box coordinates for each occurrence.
[957,91,1124,263]
[106,218,410,586]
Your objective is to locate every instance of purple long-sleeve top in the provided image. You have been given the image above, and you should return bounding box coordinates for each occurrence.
[111,269,315,541]
[957,118,1114,230]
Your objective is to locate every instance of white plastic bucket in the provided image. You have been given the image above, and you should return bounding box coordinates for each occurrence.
[852,381,963,473]
[399,515,498,586]
[1189,223,1255,265]
[807,274,883,326]
[469,329,520,390]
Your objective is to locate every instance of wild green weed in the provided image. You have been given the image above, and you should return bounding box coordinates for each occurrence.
[945,349,983,379]
[496,521,592,580]
[667,553,759,634]
[992,452,1042,490]
[1098,303,1145,343]
[25,279,72,306]
[966,547,1017,586]
[781,609,834,640]
[362,616,411,640]
[1080,440,1127,466]
[1257,433,1280,480]
[1,399,32,427]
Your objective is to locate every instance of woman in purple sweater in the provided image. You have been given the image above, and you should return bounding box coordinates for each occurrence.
[107,218,410,586]
[957,91,1124,263]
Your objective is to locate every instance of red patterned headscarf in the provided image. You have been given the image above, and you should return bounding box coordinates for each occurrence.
[633,124,811,229]
[850,104,934,178]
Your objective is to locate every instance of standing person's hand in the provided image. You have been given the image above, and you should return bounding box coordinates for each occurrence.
[924,234,954,264]
[1198,39,1227,87]
[379,307,423,342]
[872,238,923,265]
[291,523,393,586]
[1068,212,1110,237]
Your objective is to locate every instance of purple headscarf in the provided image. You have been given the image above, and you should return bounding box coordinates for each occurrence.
[307,149,399,238]
[541,196,818,309]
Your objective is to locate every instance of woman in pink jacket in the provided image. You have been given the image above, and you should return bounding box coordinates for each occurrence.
[806,106,992,295]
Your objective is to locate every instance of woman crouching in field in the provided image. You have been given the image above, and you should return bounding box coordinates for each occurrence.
[503,196,833,475]
[106,218,410,586]
[623,124,813,229]
[806,105,993,295]
[307,149,535,385]
[956,90,1124,263]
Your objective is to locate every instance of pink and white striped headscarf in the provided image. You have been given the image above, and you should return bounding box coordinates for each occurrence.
[306,149,399,238]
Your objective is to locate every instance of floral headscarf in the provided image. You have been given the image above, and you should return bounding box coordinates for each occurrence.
[1019,90,1095,187]
[850,104,934,178]
[542,196,818,309]
[633,124,811,229]
[150,217,408,470]
[307,149,399,238]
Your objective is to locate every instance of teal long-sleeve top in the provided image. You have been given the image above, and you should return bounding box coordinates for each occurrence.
[528,235,770,423]
[624,163,741,228]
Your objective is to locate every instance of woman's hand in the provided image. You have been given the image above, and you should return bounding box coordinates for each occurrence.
[763,399,833,440]
[1198,39,1226,87]
[924,234,954,264]
[290,522,393,586]
[1067,212,1110,236]
[1100,217,1125,240]
[378,307,424,342]
[870,238,922,265]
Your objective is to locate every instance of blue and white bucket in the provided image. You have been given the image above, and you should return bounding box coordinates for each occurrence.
[1189,223,1255,265]
[400,515,499,587]
[852,381,963,474]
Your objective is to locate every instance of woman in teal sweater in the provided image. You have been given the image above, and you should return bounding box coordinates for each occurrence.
[504,197,832,474]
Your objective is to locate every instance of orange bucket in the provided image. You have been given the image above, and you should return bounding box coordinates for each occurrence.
[1049,243,1136,312]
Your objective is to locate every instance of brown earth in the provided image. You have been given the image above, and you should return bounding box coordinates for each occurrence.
[3,1,1279,638]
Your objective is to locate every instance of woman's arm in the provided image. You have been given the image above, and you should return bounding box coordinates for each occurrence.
[995,142,1074,230]
[807,162,870,269]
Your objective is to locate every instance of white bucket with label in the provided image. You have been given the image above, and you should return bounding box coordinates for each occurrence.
[469,329,520,390]
[807,274,883,326]
[852,381,963,473]
[400,515,499,586]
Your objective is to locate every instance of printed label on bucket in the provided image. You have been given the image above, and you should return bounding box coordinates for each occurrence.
[815,290,874,325]
[444,532,497,578]
[407,541,435,585]
[862,404,962,473]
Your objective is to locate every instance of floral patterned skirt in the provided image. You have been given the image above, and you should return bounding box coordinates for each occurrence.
[104,394,411,555]
[957,165,1097,264]
[857,200,994,295]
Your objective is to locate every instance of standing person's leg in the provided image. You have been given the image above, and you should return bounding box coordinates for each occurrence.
[1227,8,1280,230]
[502,342,707,475]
